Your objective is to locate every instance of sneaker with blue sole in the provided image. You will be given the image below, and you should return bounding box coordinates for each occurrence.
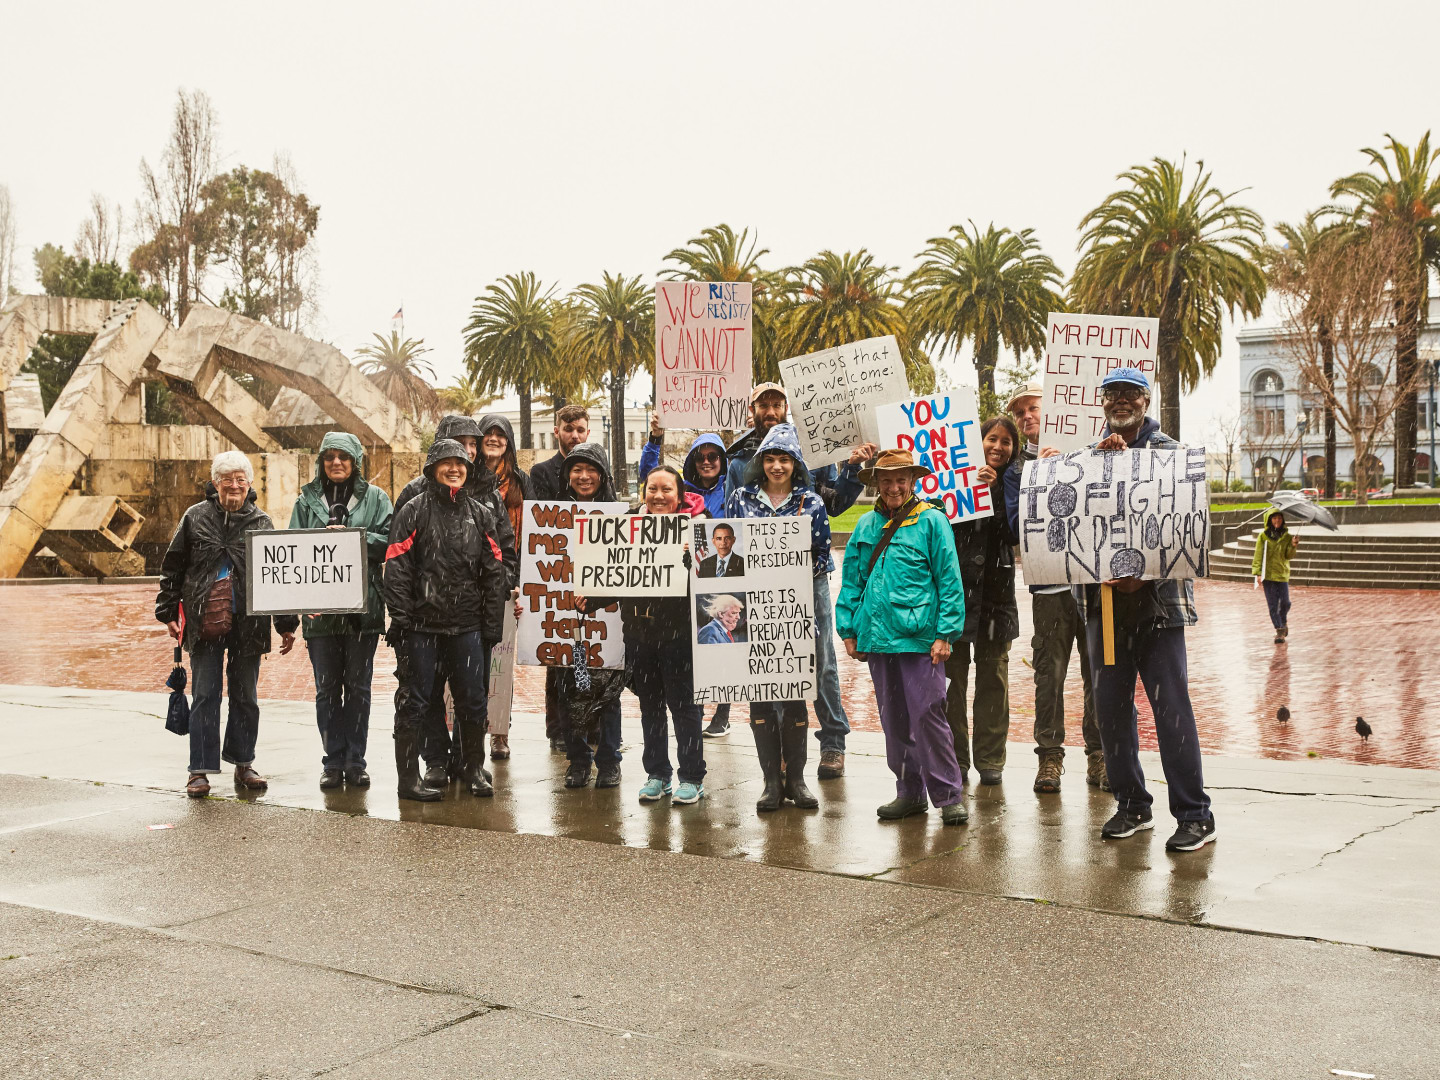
[672,781,704,805]
[638,776,673,802]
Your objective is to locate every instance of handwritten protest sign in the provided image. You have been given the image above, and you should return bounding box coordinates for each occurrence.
[655,281,752,430]
[517,500,628,669]
[487,607,518,730]
[778,335,911,468]
[246,527,366,614]
[690,518,816,705]
[874,389,994,523]
[1017,447,1209,585]
[1042,313,1160,452]
[572,513,687,596]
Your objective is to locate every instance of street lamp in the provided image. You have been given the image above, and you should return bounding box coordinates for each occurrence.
[1426,351,1439,488]
[1296,410,1308,486]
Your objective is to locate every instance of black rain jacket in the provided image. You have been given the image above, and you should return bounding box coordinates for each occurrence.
[950,473,1020,645]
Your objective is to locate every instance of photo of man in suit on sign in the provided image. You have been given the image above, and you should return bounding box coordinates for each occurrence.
[696,523,745,579]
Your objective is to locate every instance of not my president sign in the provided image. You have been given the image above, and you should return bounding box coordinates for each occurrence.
[1018,447,1210,585]
[246,528,367,614]
[572,514,688,596]
[690,517,817,705]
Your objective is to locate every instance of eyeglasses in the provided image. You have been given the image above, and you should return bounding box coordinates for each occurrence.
[693,453,723,464]
[321,452,350,463]
[1102,386,1146,403]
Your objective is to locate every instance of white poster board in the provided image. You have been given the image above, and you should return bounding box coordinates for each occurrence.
[778,335,911,468]
[517,500,628,669]
[874,390,995,523]
[1018,447,1209,585]
[689,517,816,705]
[246,527,367,615]
[487,607,518,730]
[572,513,688,596]
[655,281,752,430]
[1042,312,1160,452]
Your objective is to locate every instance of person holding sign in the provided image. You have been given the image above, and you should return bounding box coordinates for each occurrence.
[1081,368,1216,852]
[724,423,829,811]
[639,418,730,517]
[156,451,298,798]
[837,450,968,825]
[384,439,509,801]
[287,433,394,790]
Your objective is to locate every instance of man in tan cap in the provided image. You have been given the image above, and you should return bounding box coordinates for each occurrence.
[1001,381,1105,795]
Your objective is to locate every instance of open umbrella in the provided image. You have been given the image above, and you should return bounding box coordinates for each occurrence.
[165,607,190,735]
[1268,492,1339,532]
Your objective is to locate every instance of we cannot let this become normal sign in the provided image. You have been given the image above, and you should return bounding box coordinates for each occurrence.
[246,527,367,615]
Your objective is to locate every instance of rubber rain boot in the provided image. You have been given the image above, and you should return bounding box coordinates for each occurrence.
[752,721,785,813]
[396,728,443,802]
[457,710,493,797]
[781,721,818,809]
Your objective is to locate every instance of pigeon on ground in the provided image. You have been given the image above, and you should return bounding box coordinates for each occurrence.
[1276,707,1290,723]
[1355,716,1372,741]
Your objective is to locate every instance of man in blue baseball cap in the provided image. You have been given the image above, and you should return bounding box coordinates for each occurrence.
[1084,365,1216,853]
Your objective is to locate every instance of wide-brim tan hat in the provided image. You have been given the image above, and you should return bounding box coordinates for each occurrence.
[858,447,934,486]
[1005,379,1044,414]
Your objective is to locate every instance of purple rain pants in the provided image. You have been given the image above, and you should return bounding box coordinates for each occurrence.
[868,652,965,808]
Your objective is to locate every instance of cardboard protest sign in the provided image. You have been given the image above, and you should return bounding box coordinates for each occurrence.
[517,500,628,669]
[246,527,366,615]
[655,281,752,429]
[487,607,518,730]
[690,518,816,705]
[874,389,994,523]
[572,513,688,596]
[1017,447,1209,585]
[1042,313,1160,452]
[778,335,911,468]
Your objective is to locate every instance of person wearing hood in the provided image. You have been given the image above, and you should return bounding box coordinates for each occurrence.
[288,433,394,789]
[395,415,518,777]
[836,449,969,826]
[577,465,710,804]
[724,383,873,777]
[157,451,298,798]
[1252,507,1298,644]
[724,423,830,813]
[477,412,533,542]
[1081,367,1216,852]
[384,439,508,801]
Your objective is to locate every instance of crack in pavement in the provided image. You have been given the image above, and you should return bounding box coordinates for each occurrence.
[1250,804,1440,894]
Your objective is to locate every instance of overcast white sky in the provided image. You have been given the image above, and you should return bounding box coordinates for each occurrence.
[5,0,1435,441]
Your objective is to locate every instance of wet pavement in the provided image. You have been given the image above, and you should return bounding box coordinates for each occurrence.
[2,575,1437,769]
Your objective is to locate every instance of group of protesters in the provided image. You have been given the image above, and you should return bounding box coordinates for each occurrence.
[155,364,1218,853]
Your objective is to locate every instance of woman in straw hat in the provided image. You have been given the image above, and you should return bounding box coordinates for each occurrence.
[836,449,969,825]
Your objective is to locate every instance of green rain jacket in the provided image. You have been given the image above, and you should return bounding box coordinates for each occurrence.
[287,432,393,638]
[836,498,966,655]
[1251,509,1299,583]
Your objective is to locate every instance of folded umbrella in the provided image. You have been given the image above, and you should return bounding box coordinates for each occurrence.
[165,643,190,736]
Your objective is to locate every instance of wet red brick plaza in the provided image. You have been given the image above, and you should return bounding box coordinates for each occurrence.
[1,578,1433,769]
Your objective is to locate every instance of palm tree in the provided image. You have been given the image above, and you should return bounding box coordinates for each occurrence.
[354,331,440,421]
[661,223,783,380]
[566,272,654,494]
[463,272,560,448]
[435,374,500,417]
[906,222,1064,400]
[1330,132,1440,488]
[1072,157,1267,439]
[773,250,933,392]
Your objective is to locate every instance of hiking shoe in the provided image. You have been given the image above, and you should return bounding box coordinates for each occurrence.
[638,776,673,802]
[1101,808,1154,839]
[490,734,510,760]
[1085,750,1110,791]
[940,802,969,826]
[595,763,622,789]
[672,781,704,805]
[1033,755,1062,794]
[978,769,1003,786]
[564,763,592,788]
[877,796,929,820]
[703,717,731,738]
[817,751,845,779]
[1165,816,1218,852]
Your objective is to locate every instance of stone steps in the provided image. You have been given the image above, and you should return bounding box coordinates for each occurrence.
[1209,531,1440,589]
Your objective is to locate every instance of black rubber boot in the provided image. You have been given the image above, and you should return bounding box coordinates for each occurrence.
[752,721,785,813]
[457,711,492,797]
[781,721,818,809]
[396,729,444,802]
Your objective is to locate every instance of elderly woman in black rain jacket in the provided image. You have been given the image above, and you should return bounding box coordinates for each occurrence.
[384,438,508,801]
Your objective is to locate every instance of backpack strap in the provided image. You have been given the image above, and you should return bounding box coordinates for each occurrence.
[861,497,917,592]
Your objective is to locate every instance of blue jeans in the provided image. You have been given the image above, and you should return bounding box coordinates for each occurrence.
[812,572,850,753]
[632,636,705,784]
[308,633,378,770]
[1086,619,1211,822]
[398,631,490,766]
[188,641,262,774]
[1262,581,1291,630]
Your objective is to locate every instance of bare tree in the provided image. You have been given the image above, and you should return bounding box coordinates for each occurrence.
[133,89,218,322]
[1208,409,1245,490]
[1271,225,1423,505]
[1243,418,1306,496]
[75,193,123,265]
[0,185,17,303]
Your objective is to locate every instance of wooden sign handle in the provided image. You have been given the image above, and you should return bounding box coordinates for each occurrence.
[1100,584,1116,666]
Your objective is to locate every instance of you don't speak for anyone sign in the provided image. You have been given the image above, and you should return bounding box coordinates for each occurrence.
[874,389,994,524]
[1018,447,1209,585]
[778,334,912,469]
[571,514,688,596]
[246,527,367,615]
[517,500,628,669]
[655,281,752,430]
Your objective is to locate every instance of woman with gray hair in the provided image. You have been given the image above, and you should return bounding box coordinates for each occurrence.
[696,593,745,644]
[156,451,298,798]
